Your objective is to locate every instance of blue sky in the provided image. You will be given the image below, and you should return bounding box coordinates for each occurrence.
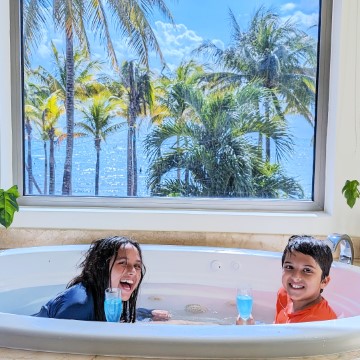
[34,1,320,72]
[167,0,319,41]
[152,0,320,69]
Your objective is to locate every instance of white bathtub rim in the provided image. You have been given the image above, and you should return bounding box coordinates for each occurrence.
[0,243,283,257]
[0,312,360,358]
[2,244,358,273]
[1,243,358,268]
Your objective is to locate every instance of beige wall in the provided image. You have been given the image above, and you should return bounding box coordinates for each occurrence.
[1,228,359,261]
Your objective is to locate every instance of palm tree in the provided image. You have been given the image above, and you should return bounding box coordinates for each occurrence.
[252,162,303,198]
[23,0,50,69]
[24,83,64,195]
[40,92,65,194]
[24,0,174,195]
[154,60,205,183]
[24,105,36,194]
[30,40,105,195]
[31,42,102,193]
[24,73,63,195]
[144,84,301,198]
[105,60,154,196]
[194,6,317,162]
[23,77,45,194]
[34,42,104,103]
[76,91,125,195]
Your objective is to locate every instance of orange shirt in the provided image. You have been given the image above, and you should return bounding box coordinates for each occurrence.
[275,287,337,324]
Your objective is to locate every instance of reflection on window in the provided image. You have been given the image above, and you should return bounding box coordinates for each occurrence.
[22,0,324,201]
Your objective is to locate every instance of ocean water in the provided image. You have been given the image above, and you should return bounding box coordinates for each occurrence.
[25,116,314,199]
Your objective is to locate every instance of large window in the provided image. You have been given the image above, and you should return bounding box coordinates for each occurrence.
[15,0,332,211]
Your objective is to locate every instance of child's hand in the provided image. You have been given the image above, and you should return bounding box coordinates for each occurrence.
[235,315,255,325]
[151,309,171,321]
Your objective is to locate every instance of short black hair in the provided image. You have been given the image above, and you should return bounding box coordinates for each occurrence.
[282,235,333,281]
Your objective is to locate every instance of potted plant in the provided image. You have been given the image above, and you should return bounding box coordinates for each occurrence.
[0,185,20,228]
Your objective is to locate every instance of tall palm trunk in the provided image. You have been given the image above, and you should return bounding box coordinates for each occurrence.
[256,102,263,155]
[265,100,271,162]
[25,116,33,194]
[176,136,181,181]
[95,138,101,196]
[127,62,138,196]
[133,129,138,195]
[43,140,48,195]
[62,30,75,195]
[41,111,48,195]
[48,127,56,195]
[127,124,137,196]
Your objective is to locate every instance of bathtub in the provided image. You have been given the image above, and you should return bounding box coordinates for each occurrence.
[0,244,360,359]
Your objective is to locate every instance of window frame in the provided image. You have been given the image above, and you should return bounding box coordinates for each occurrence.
[11,0,332,212]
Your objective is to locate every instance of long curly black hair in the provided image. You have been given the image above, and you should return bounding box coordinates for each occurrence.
[68,236,146,322]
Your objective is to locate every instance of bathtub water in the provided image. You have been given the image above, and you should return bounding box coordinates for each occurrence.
[1,244,360,359]
[0,282,275,325]
[137,283,276,324]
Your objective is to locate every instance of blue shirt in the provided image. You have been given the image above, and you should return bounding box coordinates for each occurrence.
[33,283,153,321]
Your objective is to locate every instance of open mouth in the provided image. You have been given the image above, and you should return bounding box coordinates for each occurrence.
[289,283,304,289]
[120,279,134,292]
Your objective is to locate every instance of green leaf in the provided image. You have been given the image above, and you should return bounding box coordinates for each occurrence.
[342,180,360,208]
[0,185,20,228]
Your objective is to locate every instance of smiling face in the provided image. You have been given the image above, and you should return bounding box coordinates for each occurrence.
[109,244,143,301]
[282,250,330,312]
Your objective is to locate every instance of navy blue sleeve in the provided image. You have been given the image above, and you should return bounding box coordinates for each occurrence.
[136,307,154,321]
[33,283,95,321]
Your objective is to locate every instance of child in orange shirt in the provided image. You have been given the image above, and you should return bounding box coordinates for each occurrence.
[275,235,337,323]
[236,235,337,325]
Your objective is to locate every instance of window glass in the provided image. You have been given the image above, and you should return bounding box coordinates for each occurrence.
[21,0,328,207]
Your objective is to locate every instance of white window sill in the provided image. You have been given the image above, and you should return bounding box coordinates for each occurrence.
[13,205,332,235]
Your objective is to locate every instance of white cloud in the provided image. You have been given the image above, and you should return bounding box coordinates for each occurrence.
[154,21,203,57]
[105,20,225,69]
[284,11,319,28]
[153,21,224,66]
[37,42,51,59]
[33,28,50,59]
[29,22,64,67]
[212,39,225,50]
[52,38,63,47]
[280,3,297,12]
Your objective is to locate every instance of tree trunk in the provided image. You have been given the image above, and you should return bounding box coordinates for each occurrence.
[133,129,138,195]
[49,127,55,195]
[62,29,75,195]
[41,111,48,195]
[95,138,101,196]
[176,136,181,181]
[127,125,136,196]
[25,162,42,194]
[25,117,33,194]
[43,140,48,195]
[127,61,138,196]
[265,100,271,162]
